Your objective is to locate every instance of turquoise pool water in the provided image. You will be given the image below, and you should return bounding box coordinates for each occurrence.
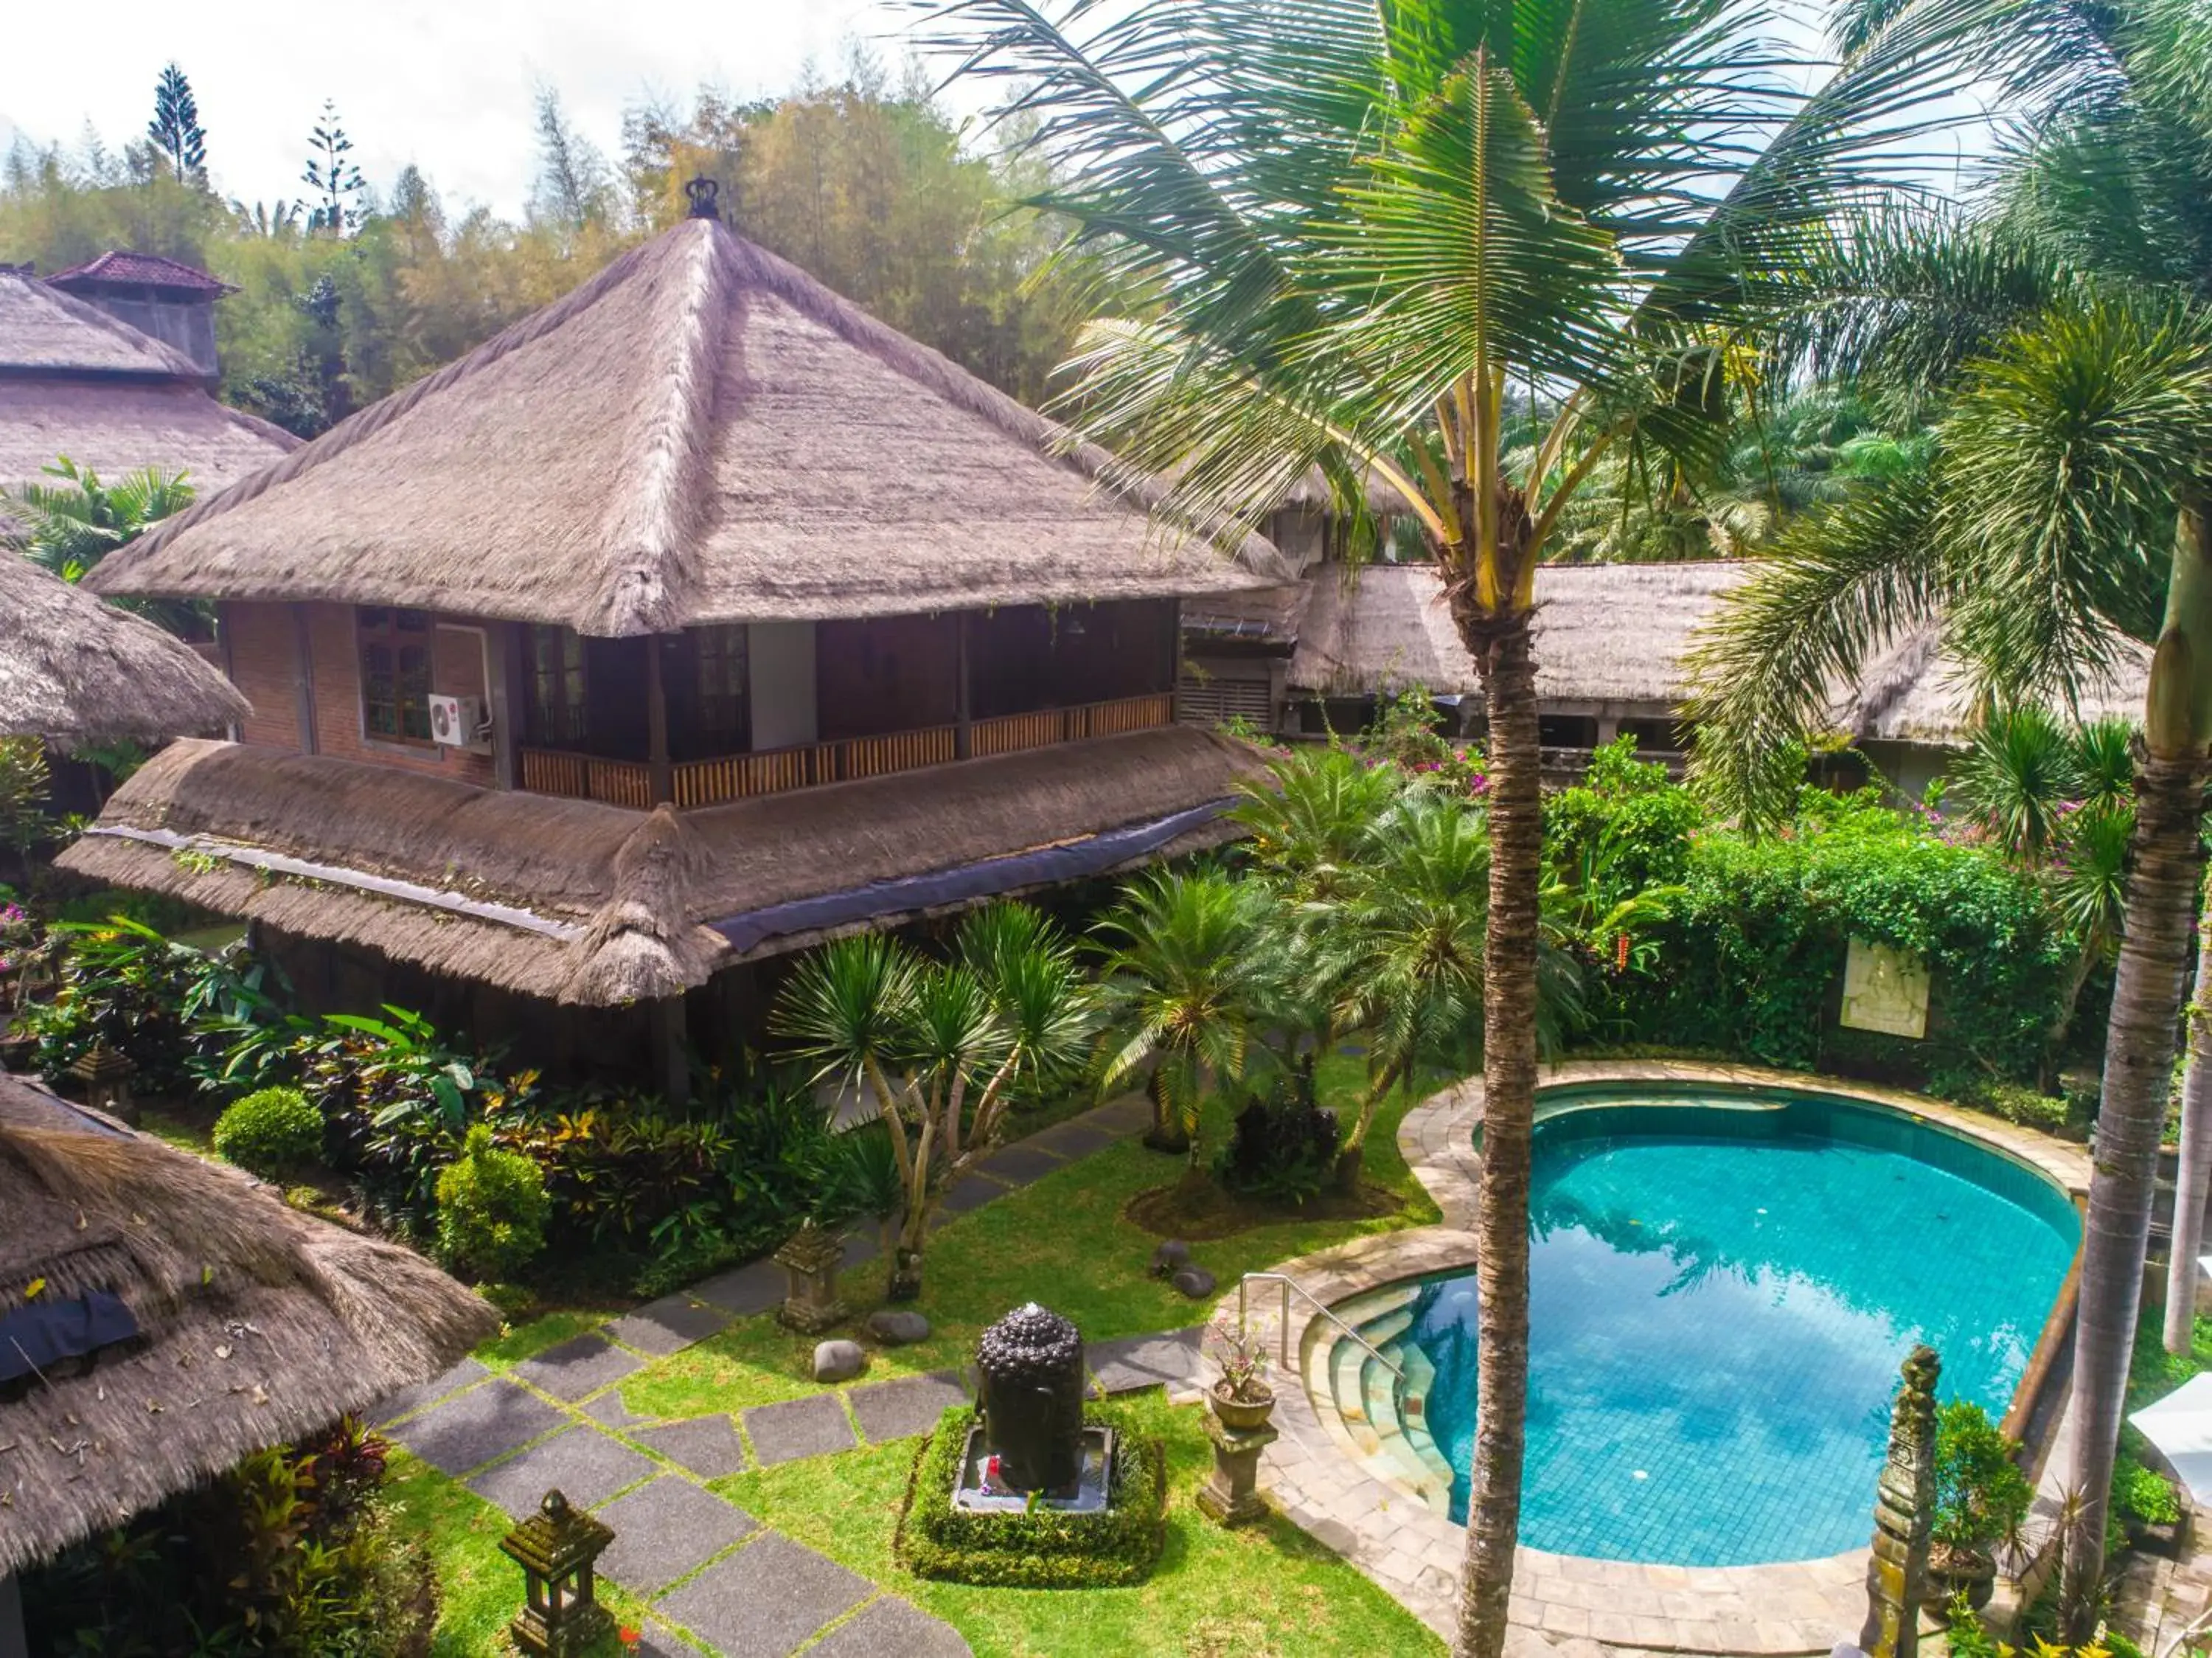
[1401,1090,2079,1565]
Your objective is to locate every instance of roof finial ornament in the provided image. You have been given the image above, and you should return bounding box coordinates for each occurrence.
[684,177,721,223]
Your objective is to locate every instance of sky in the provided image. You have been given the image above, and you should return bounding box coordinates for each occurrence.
[0,1,962,221]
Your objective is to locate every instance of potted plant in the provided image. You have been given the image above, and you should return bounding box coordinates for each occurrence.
[1927,1401,2034,1613]
[2115,1451,2189,1558]
[1208,1317,1275,1430]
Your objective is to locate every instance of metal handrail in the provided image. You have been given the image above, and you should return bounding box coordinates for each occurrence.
[1238,1272,1404,1380]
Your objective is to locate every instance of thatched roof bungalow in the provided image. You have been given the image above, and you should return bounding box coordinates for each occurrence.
[68,198,1280,1084]
[0,1069,495,1585]
[0,265,296,521]
[0,555,248,744]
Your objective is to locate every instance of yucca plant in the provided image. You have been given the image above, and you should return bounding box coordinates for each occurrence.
[772,903,1096,1301]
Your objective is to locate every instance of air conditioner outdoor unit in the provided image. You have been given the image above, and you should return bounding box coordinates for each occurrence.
[428,694,488,750]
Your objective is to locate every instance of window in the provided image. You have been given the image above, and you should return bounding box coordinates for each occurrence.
[526,626,589,747]
[690,626,748,751]
[358,607,433,742]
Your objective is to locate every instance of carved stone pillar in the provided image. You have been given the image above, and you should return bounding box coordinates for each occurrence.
[1859,1344,1941,1658]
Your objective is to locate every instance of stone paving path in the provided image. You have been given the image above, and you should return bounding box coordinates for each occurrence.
[378,1092,1179,1658]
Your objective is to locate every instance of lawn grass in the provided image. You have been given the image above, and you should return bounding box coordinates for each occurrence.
[387,1449,651,1657]
[621,1055,1443,1421]
[713,1390,1445,1658]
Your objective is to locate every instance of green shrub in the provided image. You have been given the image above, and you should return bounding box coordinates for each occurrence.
[1212,1064,1340,1202]
[212,1086,324,1176]
[1933,1400,2034,1553]
[1966,1081,2072,1136]
[2115,1453,2183,1527]
[897,1402,1168,1588]
[434,1125,551,1282]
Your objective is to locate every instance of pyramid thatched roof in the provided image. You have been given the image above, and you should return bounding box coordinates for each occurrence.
[1288,561,1755,707]
[0,269,205,381]
[1840,625,2150,744]
[56,726,1267,1003]
[86,218,1287,636]
[0,556,249,743]
[0,1072,495,1574]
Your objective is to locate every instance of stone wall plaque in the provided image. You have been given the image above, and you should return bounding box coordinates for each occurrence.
[1840,940,1930,1040]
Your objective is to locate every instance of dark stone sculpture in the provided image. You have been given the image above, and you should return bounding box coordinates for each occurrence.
[976,1302,1086,1494]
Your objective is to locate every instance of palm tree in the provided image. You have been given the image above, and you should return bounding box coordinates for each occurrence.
[1093,869,1274,1158]
[918,2,1980,1643]
[1228,744,1407,903]
[4,457,195,582]
[772,903,1096,1300]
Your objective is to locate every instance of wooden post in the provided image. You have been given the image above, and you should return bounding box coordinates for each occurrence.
[645,637,673,806]
[491,622,525,791]
[650,996,689,1109]
[1169,597,1186,723]
[291,603,319,755]
[956,612,973,760]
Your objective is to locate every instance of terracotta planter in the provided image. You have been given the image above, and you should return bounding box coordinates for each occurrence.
[1211,1381,1276,1432]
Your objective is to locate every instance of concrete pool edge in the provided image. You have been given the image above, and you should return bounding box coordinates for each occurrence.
[1232,1059,2094,1657]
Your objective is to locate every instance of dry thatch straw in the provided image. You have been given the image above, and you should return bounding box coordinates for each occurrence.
[1287,560,1755,706]
[0,269,204,381]
[56,725,1267,1001]
[88,218,1290,635]
[0,557,249,743]
[1839,623,2151,744]
[0,1072,497,1575]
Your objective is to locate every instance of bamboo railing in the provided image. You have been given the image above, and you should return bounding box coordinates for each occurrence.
[523,692,1174,811]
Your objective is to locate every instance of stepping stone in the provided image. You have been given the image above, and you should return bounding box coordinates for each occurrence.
[657,1533,870,1658]
[1088,1330,1206,1396]
[1026,1120,1115,1160]
[581,1388,650,1429]
[636,1414,749,1479]
[466,1426,658,1519]
[975,1144,1061,1186]
[372,1356,490,1426]
[938,1173,1006,1215]
[512,1333,643,1401]
[607,1294,733,1358]
[393,1378,565,1476]
[807,1597,973,1658]
[742,1393,857,1466]
[1085,1095,1154,1134]
[849,1371,969,1444]
[592,1476,757,1595]
[689,1258,785,1317]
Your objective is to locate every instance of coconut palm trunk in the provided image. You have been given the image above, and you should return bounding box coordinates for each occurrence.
[2064,503,2212,1628]
[2163,891,2212,1353]
[1459,618,1543,1648]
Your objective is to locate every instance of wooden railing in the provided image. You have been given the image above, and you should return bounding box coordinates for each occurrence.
[519,748,655,810]
[524,693,1175,811]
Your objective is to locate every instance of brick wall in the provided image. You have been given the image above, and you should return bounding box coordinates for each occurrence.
[219,600,497,787]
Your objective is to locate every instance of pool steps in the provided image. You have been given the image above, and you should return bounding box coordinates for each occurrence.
[1305,1284,1456,1515]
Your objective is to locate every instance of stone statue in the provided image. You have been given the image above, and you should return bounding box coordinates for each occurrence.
[1859,1345,1941,1658]
[975,1303,1085,1494]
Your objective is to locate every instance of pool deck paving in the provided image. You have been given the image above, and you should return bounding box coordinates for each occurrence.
[380,1091,1164,1657]
[1234,1059,2096,1657]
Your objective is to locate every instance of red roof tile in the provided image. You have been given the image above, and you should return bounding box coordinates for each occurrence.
[45,251,231,296]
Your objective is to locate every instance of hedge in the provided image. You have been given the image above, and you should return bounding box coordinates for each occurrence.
[895,1402,1167,1589]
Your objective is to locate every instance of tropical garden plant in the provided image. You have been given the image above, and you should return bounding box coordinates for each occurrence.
[773,902,1097,1300]
[919,0,1991,1639]
[1093,869,1276,1157]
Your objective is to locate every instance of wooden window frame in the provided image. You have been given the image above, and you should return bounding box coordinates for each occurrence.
[526,625,589,749]
[357,606,435,745]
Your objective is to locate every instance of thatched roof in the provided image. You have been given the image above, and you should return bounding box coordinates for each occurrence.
[86,218,1288,635]
[46,252,232,297]
[56,726,1267,1002]
[0,378,298,502]
[0,556,250,743]
[1287,561,1754,707]
[1840,624,2151,745]
[0,270,205,381]
[0,1071,496,1574]
[1183,583,1311,645]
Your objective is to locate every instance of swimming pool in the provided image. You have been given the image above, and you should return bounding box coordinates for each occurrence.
[1321,1086,2079,1567]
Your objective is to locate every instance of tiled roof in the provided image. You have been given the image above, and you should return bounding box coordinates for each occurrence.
[45,251,232,295]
